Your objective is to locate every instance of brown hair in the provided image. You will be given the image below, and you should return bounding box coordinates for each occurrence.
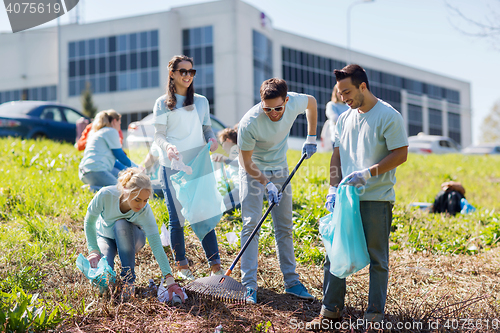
[260,78,288,101]
[117,167,153,202]
[334,64,370,91]
[166,55,195,110]
[218,127,237,145]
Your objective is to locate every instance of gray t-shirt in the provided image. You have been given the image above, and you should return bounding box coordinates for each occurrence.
[79,127,121,173]
[334,99,408,202]
[238,92,308,170]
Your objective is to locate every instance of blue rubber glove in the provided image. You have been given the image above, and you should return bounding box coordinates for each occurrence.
[325,186,337,212]
[344,168,372,188]
[266,182,282,205]
[302,135,317,159]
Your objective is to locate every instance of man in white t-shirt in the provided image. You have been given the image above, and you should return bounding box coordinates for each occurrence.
[238,78,318,304]
[307,64,408,331]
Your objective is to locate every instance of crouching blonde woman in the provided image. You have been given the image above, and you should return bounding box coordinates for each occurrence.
[84,167,183,301]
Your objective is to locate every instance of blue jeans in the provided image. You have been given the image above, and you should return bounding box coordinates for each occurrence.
[160,165,220,267]
[97,219,146,284]
[239,167,300,290]
[80,167,120,192]
[321,201,393,322]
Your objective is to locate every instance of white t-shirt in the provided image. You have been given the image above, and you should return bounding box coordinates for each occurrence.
[238,92,308,170]
[79,127,121,173]
[334,99,408,202]
[153,93,211,167]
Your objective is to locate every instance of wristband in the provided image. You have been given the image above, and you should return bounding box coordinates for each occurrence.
[361,168,372,180]
[306,135,317,144]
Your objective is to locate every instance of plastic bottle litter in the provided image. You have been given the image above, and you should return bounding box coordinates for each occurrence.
[172,294,183,306]
[214,325,223,333]
[170,154,192,175]
[226,232,238,245]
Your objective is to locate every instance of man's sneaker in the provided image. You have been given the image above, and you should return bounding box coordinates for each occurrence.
[306,315,341,331]
[211,268,225,276]
[285,282,314,300]
[176,268,195,281]
[245,287,257,304]
[120,283,135,302]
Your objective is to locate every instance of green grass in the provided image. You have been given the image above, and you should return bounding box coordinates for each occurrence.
[1,137,500,330]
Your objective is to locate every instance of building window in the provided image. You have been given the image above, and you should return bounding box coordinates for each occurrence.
[183,26,215,114]
[448,112,461,144]
[283,47,345,138]
[445,89,460,104]
[428,108,442,135]
[0,85,57,104]
[408,104,423,136]
[253,30,273,105]
[68,30,160,97]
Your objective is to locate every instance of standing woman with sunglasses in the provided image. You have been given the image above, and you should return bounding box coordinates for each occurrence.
[153,55,223,280]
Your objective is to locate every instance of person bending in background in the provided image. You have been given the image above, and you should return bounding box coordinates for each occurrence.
[79,110,136,192]
[324,83,349,149]
[211,127,240,213]
[84,167,184,301]
[153,55,223,281]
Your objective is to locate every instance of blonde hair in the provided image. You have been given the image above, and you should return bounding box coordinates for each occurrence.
[117,167,153,202]
[91,109,121,133]
[331,84,344,104]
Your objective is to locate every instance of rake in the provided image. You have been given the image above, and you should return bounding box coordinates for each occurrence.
[185,153,307,303]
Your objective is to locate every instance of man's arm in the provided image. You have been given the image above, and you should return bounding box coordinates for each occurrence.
[368,146,408,177]
[329,147,342,187]
[305,95,318,136]
[239,149,268,185]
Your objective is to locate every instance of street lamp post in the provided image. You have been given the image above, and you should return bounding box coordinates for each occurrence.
[347,0,374,64]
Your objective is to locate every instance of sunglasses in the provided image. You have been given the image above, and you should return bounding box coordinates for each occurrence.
[261,100,286,113]
[173,68,197,77]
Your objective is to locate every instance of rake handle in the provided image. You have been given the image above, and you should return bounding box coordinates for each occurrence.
[225,153,307,276]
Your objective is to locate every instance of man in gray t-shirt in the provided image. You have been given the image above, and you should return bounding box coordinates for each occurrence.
[238,78,318,304]
[308,65,408,331]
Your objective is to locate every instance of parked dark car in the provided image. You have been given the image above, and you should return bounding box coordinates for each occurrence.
[0,101,88,143]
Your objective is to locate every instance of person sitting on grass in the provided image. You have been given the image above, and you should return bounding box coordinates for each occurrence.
[84,167,184,301]
[75,120,124,151]
[79,110,136,192]
[431,181,469,216]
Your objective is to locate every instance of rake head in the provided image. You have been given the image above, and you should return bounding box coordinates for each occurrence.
[185,275,247,303]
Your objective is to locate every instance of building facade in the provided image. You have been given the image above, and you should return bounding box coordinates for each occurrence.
[0,0,472,146]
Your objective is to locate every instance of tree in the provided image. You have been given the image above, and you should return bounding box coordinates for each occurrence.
[447,0,500,49]
[81,82,97,119]
[480,101,500,143]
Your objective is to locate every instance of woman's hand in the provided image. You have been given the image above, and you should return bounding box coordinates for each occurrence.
[87,251,102,268]
[165,275,185,303]
[167,146,180,161]
[208,138,218,152]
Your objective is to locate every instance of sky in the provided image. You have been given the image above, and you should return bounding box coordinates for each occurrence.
[1,0,499,144]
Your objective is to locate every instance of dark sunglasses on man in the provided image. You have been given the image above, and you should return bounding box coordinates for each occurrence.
[173,68,197,77]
